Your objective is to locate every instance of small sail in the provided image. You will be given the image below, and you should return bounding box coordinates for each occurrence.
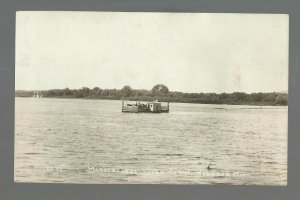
[32,91,42,98]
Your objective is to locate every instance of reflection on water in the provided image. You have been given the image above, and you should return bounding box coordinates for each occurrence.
[15,98,287,185]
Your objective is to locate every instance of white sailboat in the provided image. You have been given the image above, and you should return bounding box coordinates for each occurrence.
[33,91,42,98]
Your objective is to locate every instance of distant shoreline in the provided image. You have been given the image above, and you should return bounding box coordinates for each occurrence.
[15,85,288,106]
[15,95,288,107]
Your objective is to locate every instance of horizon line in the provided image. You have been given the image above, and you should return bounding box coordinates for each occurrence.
[14,88,289,94]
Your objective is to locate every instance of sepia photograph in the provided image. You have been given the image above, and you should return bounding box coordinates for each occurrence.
[15,11,288,185]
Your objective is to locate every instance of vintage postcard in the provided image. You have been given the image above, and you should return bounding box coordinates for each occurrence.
[15,11,288,185]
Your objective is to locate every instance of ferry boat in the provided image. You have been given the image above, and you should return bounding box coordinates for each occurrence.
[122,100,169,113]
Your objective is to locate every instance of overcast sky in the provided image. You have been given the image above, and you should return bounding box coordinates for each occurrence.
[16,12,288,93]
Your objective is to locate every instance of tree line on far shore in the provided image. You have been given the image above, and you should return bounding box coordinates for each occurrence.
[15,84,288,106]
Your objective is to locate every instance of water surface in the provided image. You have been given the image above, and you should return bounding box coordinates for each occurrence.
[15,98,287,185]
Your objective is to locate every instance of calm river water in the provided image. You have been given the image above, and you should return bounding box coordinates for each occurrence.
[15,97,287,185]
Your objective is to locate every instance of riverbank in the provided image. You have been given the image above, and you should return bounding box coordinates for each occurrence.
[15,95,288,106]
[15,87,288,106]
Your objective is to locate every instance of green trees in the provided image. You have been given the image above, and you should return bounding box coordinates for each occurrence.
[15,85,288,106]
[151,84,169,96]
[275,93,288,105]
[63,88,72,96]
[90,87,102,97]
[230,92,248,102]
[121,85,133,97]
[81,87,91,97]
